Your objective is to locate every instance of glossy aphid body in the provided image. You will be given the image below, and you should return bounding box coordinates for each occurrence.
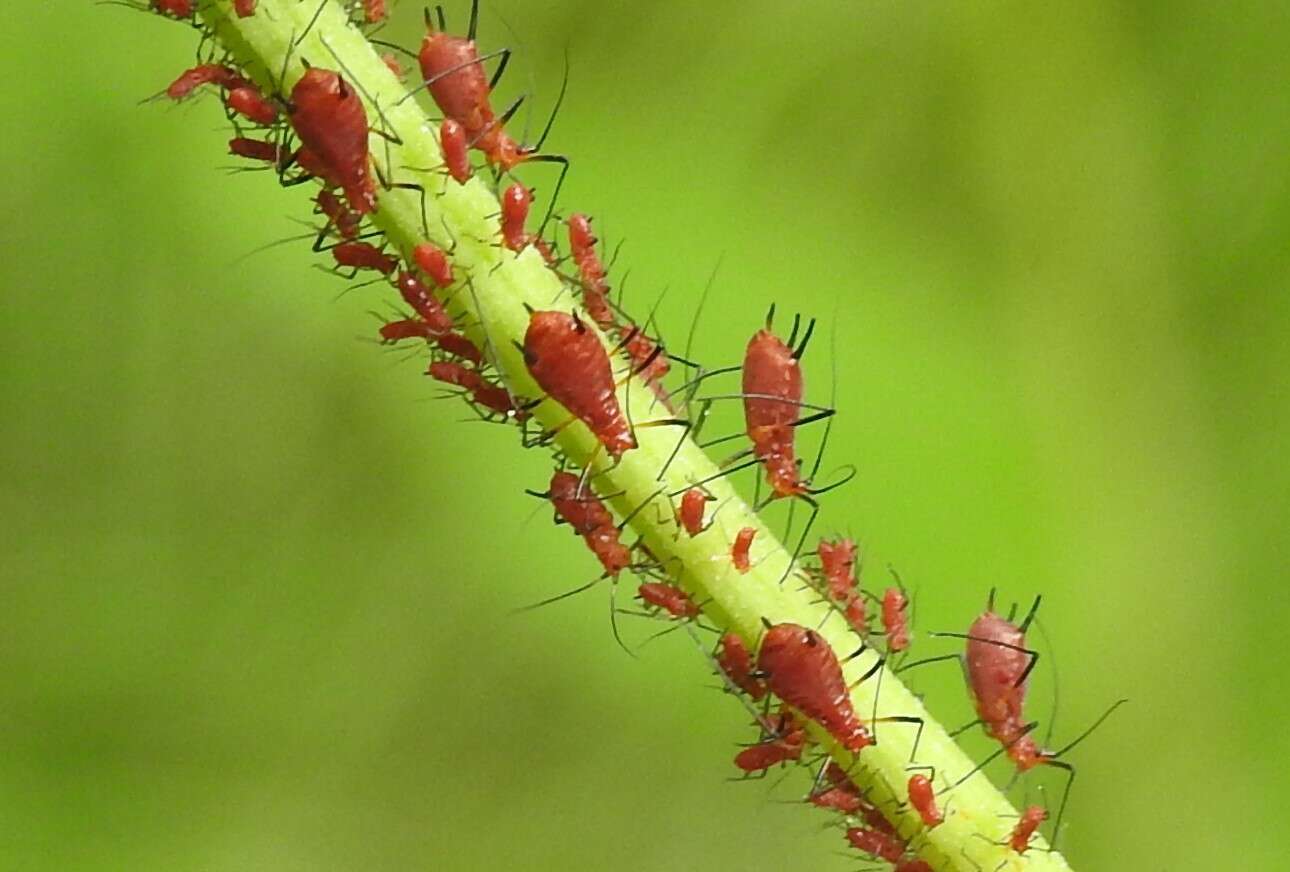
[225,84,279,125]
[412,241,455,289]
[731,526,756,573]
[523,310,636,459]
[287,68,378,214]
[906,773,943,828]
[166,64,246,100]
[427,361,519,419]
[965,607,1045,771]
[547,471,630,576]
[439,119,472,184]
[715,633,766,700]
[733,707,807,773]
[152,0,194,20]
[757,623,872,751]
[677,487,709,537]
[742,325,808,499]
[637,582,699,620]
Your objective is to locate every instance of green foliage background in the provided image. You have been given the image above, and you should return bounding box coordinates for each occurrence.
[2,2,1287,869]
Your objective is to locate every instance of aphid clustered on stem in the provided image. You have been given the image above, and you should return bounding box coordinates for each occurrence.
[128,2,1125,870]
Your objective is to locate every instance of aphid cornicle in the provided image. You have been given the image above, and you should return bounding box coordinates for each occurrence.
[756,622,873,751]
[742,325,808,499]
[287,68,378,214]
[523,310,636,459]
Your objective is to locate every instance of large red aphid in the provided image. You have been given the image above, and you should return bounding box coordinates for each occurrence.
[756,623,872,751]
[731,526,756,573]
[523,311,636,459]
[566,213,614,327]
[1009,805,1048,854]
[427,361,518,419]
[332,241,397,275]
[288,68,377,214]
[883,586,911,653]
[166,64,245,101]
[637,582,699,619]
[228,137,289,168]
[412,241,455,289]
[547,471,630,576]
[844,828,906,864]
[439,119,472,184]
[225,85,278,126]
[733,707,807,773]
[395,271,453,332]
[965,607,1044,770]
[500,183,533,252]
[715,633,766,700]
[233,0,256,16]
[906,774,943,828]
[742,326,807,499]
[677,487,708,537]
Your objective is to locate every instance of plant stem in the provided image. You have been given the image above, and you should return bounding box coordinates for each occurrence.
[192,2,1075,869]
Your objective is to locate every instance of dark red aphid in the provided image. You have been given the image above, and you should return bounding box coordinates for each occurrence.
[363,0,386,24]
[152,0,194,19]
[233,0,256,16]
[809,764,866,816]
[637,582,699,619]
[566,213,614,327]
[906,774,943,828]
[166,64,245,101]
[427,361,519,419]
[434,331,483,365]
[225,85,278,126]
[733,707,807,773]
[547,471,630,575]
[332,241,397,275]
[288,68,377,214]
[619,325,669,385]
[380,319,436,343]
[314,189,362,239]
[439,119,472,184]
[882,586,911,653]
[395,271,453,332]
[412,241,455,289]
[677,487,708,537]
[523,311,635,459]
[731,526,756,573]
[845,827,906,864]
[1009,805,1047,854]
[742,325,807,499]
[500,183,532,252]
[228,137,289,167]
[715,633,766,700]
[757,623,872,751]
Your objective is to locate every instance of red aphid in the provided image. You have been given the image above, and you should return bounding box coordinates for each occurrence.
[439,119,472,184]
[225,85,278,126]
[315,189,361,239]
[523,311,636,459]
[882,586,911,653]
[547,471,630,575]
[809,762,871,817]
[228,137,289,167]
[845,828,906,864]
[731,526,756,573]
[733,707,807,773]
[332,241,397,275]
[716,633,766,700]
[395,271,453,333]
[757,623,872,752]
[1009,805,1048,854]
[965,608,1045,771]
[895,861,934,872]
[637,582,699,620]
[742,326,807,499]
[380,318,436,343]
[677,487,708,537]
[288,68,377,214]
[152,0,194,18]
[434,331,483,365]
[233,0,256,16]
[818,538,859,603]
[427,361,518,419]
[619,325,669,385]
[906,774,943,828]
[566,213,614,326]
[364,0,386,24]
[166,64,245,101]
[412,241,455,289]
[500,183,532,252]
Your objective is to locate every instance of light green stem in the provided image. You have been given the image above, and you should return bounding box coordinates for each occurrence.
[192,3,1075,869]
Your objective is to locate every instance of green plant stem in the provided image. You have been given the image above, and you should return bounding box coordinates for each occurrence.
[194,3,1075,869]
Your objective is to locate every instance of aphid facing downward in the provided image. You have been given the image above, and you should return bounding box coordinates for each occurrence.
[523,310,636,459]
[427,361,519,419]
[547,471,630,575]
[439,119,472,184]
[716,633,766,700]
[412,241,455,290]
[395,271,453,333]
[1009,805,1048,854]
[637,582,699,619]
[677,487,708,537]
[288,68,377,214]
[757,623,872,751]
[332,241,397,275]
[500,183,532,252]
[731,526,756,573]
[906,774,943,828]
[742,325,807,499]
[166,64,246,101]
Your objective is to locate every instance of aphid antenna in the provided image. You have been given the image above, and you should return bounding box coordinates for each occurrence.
[927,629,1041,690]
[369,38,419,62]
[616,485,667,531]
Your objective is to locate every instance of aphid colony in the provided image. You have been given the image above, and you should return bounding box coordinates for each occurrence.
[138,2,1121,868]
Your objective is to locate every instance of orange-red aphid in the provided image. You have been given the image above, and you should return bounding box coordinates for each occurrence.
[547,471,630,575]
[395,271,453,332]
[906,774,943,828]
[965,607,1045,771]
[439,119,472,184]
[233,0,256,16]
[733,707,807,773]
[819,537,867,634]
[225,85,278,126]
[882,586,911,653]
[228,137,289,167]
[1009,805,1048,854]
[380,319,436,343]
[845,827,906,864]
[166,64,245,101]
[434,331,483,365]
[637,582,699,619]
[677,487,708,537]
[152,0,194,19]
[412,241,455,289]
[288,68,377,214]
[523,311,635,459]
[332,241,397,275]
[716,633,766,700]
[757,623,873,752]
[427,361,518,419]
[566,213,614,327]
[363,0,386,24]
[742,326,807,499]
[500,183,533,252]
[731,526,756,573]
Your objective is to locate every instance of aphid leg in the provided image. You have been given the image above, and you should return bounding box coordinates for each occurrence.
[928,630,1041,690]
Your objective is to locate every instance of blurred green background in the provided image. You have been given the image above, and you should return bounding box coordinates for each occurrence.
[3,2,1287,869]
